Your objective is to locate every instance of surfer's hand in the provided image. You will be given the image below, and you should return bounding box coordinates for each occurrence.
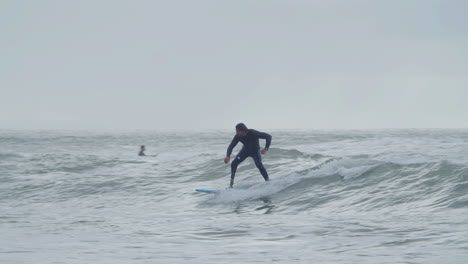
[261,148,268,154]
[224,157,230,164]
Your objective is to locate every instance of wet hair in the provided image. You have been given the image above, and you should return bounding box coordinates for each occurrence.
[235,123,248,131]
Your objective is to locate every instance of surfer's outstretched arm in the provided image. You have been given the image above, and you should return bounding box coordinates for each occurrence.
[226,136,240,157]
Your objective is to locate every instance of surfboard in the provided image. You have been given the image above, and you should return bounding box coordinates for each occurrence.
[195,189,219,193]
[195,188,247,193]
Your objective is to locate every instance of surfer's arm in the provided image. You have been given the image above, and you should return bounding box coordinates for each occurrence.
[226,136,239,157]
[255,130,272,150]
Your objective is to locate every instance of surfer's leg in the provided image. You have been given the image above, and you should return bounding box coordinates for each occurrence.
[231,148,248,187]
[252,150,269,181]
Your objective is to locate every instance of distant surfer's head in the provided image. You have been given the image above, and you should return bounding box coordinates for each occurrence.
[235,123,248,136]
[140,145,145,150]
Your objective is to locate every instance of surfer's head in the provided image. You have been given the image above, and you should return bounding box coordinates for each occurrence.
[140,145,145,151]
[235,123,248,136]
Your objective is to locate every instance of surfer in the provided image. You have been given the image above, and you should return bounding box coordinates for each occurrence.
[224,123,272,188]
[138,145,146,156]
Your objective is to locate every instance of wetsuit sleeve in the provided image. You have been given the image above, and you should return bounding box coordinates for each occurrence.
[226,136,240,157]
[253,130,272,150]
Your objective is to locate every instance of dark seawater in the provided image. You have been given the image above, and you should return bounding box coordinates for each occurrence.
[1,129,467,263]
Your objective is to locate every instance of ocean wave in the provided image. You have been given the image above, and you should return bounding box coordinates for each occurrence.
[0,152,23,160]
[2,131,467,215]
[266,148,327,160]
[206,158,468,212]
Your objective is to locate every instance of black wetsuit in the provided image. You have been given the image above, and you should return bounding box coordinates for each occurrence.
[227,129,272,182]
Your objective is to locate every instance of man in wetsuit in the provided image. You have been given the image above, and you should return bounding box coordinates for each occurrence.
[138,145,146,156]
[224,123,272,188]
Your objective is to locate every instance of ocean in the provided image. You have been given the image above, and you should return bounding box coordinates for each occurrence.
[1,129,467,264]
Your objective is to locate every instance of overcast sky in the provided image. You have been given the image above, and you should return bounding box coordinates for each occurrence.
[1,0,467,130]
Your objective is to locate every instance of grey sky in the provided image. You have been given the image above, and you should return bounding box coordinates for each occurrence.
[1,0,467,130]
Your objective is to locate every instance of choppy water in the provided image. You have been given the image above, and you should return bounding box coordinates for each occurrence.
[1,129,467,264]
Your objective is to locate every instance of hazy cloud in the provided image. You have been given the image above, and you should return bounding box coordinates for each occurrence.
[1,0,467,129]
